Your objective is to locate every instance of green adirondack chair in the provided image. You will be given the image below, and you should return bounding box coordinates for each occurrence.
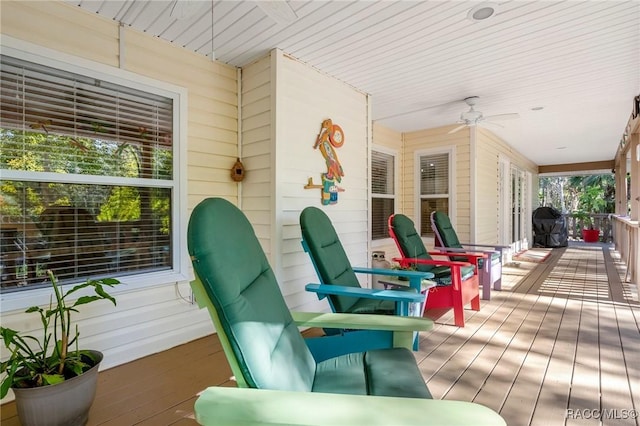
[389,213,482,327]
[430,211,507,300]
[187,198,505,426]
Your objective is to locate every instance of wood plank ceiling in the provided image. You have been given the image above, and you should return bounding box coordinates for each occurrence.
[66,0,640,167]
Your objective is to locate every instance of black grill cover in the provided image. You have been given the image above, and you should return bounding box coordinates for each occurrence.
[532,207,568,248]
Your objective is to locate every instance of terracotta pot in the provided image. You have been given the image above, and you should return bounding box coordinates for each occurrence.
[581,228,600,243]
[12,350,102,426]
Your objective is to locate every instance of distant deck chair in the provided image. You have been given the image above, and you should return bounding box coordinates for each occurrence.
[389,213,482,328]
[300,206,435,349]
[430,211,507,300]
[187,198,505,426]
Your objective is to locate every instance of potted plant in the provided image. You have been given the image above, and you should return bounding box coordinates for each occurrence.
[1,270,120,426]
[574,210,599,243]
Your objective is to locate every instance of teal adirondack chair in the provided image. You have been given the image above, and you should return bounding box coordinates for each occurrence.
[430,211,507,300]
[187,198,505,426]
[300,206,436,349]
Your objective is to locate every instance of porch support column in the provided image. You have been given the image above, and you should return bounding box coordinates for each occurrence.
[616,149,627,216]
[630,132,639,221]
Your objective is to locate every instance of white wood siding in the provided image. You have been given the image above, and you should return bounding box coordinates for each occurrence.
[477,128,538,244]
[240,55,273,259]
[371,123,403,260]
[0,1,238,400]
[403,125,472,245]
[274,51,370,311]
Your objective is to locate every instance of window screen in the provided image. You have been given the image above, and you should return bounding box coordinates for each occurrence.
[371,150,395,240]
[419,153,449,236]
[0,55,174,292]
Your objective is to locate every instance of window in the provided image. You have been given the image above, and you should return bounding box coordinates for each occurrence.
[417,151,450,236]
[371,149,395,240]
[0,54,177,293]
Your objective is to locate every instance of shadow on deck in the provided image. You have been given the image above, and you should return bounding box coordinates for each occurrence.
[2,243,638,425]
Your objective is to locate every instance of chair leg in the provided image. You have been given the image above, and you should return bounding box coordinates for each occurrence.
[452,288,465,327]
[481,268,491,300]
[493,263,502,291]
[471,294,480,311]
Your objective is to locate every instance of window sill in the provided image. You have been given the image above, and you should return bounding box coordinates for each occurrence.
[0,269,191,313]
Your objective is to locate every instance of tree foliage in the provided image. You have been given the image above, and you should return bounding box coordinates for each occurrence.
[539,174,615,214]
[0,128,171,233]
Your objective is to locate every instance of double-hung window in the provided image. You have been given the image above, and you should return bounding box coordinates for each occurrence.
[0,53,179,293]
[417,150,452,236]
[371,149,396,240]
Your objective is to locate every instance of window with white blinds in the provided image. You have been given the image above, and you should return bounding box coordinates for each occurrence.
[418,152,450,236]
[0,55,175,293]
[371,150,395,240]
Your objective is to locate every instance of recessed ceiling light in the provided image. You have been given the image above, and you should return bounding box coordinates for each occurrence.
[467,3,497,21]
[531,106,545,111]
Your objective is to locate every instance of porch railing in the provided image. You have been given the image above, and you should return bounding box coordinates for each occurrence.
[563,213,613,242]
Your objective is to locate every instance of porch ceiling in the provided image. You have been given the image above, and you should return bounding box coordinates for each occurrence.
[66,1,640,167]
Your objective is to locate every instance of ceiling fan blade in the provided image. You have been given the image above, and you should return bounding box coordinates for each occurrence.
[479,120,504,129]
[376,99,462,121]
[447,124,467,134]
[483,113,520,121]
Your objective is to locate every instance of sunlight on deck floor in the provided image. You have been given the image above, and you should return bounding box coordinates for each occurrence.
[1,244,638,425]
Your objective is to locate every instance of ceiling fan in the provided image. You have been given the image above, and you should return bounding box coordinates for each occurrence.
[448,96,519,134]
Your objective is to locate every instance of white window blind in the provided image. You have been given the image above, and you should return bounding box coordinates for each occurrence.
[419,153,449,236]
[371,150,395,240]
[0,55,174,292]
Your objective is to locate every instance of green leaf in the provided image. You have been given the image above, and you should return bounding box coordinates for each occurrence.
[1,376,13,399]
[95,285,116,305]
[73,295,101,307]
[0,363,18,398]
[1,327,18,346]
[42,374,65,386]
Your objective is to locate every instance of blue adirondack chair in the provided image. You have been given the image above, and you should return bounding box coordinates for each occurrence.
[299,206,436,349]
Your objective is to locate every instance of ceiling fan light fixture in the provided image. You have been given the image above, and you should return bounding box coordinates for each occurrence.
[467,3,497,21]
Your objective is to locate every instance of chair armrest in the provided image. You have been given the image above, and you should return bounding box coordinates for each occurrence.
[291,311,433,332]
[352,266,435,280]
[305,283,425,303]
[434,247,494,255]
[352,266,434,293]
[460,243,509,251]
[392,257,472,269]
[194,387,507,426]
[428,250,487,262]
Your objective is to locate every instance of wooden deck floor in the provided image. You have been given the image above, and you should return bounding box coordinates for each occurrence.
[2,243,638,425]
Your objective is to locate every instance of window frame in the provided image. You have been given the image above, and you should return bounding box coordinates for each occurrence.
[370,145,398,246]
[414,146,456,236]
[0,37,189,311]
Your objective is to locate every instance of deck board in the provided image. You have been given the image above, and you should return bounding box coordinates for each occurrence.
[1,243,638,426]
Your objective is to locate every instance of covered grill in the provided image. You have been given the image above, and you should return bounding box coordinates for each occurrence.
[532,207,568,248]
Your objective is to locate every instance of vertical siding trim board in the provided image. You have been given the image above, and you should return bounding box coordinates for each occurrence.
[271,49,282,272]
[237,67,243,208]
[366,94,373,264]
[470,126,477,241]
